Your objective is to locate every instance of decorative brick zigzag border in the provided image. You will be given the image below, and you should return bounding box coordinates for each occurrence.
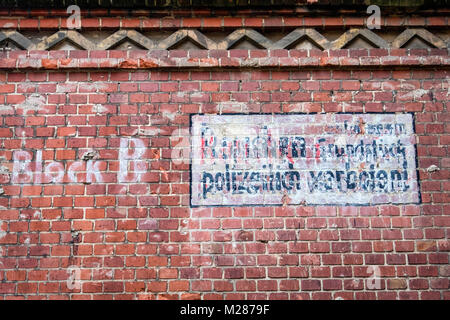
[0,28,448,51]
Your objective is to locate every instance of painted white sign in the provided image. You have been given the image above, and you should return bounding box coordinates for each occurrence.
[190,113,420,206]
[11,137,147,185]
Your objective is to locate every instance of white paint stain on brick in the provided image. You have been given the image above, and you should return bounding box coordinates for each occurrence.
[0,104,13,114]
[284,103,304,112]
[138,219,158,230]
[164,112,177,121]
[217,101,249,114]
[139,127,159,136]
[0,220,6,239]
[445,79,450,97]
[339,102,353,111]
[33,211,41,219]
[17,82,37,91]
[79,160,100,183]
[118,138,146,183]
[79,82,109,92]
[400,83,417,90]
[16,94,47,113]
[398,89,429,100]
[179,219,189,236]
[0,246,5,267]
[166,245,175,253]
[170,128,190,166]
[190,92,204,98]
[92,104,108,113]
[112,208,127,217]
[57,82,78,93]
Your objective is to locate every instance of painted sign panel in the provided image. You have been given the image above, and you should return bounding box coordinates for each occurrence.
[190,113,420,206]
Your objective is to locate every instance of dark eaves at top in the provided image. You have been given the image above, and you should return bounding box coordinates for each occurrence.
[0,0,449,9]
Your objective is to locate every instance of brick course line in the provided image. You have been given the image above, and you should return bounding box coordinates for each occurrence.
[0,49,448,70]
[0,16,448,30]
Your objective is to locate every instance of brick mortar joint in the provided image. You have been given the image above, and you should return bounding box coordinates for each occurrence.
[3,48,449,57]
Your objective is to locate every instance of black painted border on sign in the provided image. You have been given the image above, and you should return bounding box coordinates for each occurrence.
[188,112,422,208]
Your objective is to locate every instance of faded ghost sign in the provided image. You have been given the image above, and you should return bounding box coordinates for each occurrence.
[190,113,420,206]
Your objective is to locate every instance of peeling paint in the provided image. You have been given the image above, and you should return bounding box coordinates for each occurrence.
[426,165,440,172]
[82,150,99,161]
[191,114,419,206]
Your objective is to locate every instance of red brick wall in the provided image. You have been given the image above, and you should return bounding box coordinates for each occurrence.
[0,11,449,300]
[1,64,448,300]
